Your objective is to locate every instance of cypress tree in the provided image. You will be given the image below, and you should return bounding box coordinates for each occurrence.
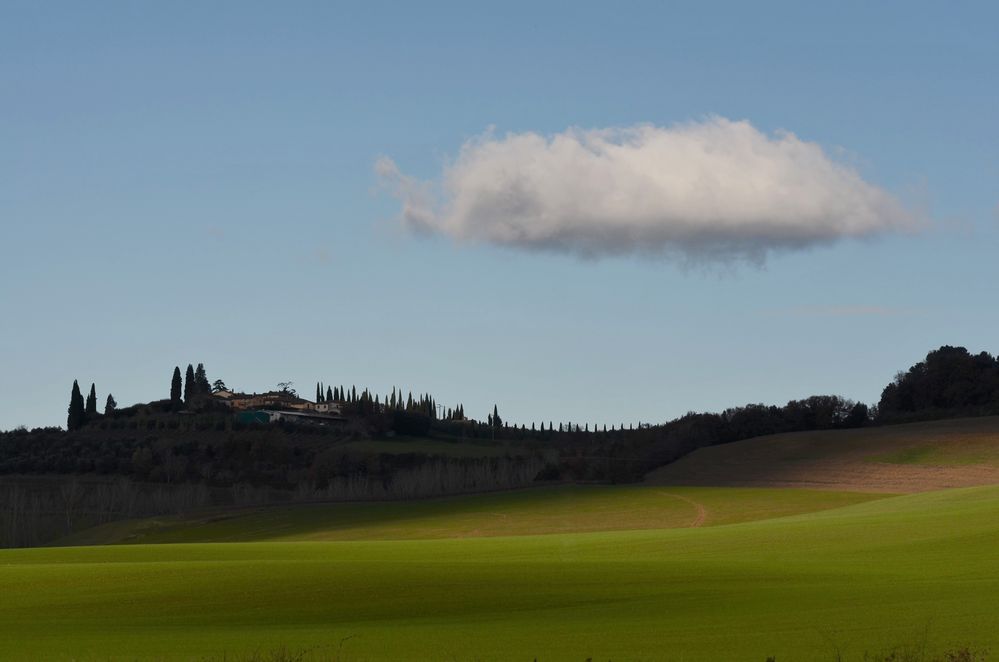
[326,385,333,402]
[104,393,117,415]
[85,383,98,418]
[67,380,86,431]
[184,364,195,405]
[316,382,322,403]
[195,363,210,395]
[170,367,182,407]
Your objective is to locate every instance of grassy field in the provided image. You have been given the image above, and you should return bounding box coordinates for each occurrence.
[6,420,999,660]
[3,483,999,660]
[60,484,885,545]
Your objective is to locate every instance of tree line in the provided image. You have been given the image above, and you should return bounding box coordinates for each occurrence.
[54,344,999,480]
[877,346,999,422]
[312,380,466,421]
[62,345,999,438]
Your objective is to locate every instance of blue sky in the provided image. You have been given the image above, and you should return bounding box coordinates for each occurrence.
[2,1,997,431]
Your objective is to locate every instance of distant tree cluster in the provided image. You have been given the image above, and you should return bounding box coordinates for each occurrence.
[168,363,214,411]
[67,363,221,431]
[312,380,466,423]
[877,346,999,422]
[66,380,115,431]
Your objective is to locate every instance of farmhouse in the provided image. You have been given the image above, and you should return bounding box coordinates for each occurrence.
[314,401,342,415]
[214,390,313,411]
[234,409,346,426]
[213,388,345,419]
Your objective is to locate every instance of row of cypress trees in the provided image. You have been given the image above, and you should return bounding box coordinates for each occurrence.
[170,363,211,409]
[67,362,212,431]
[313,381,467,420]
[66,380,116,431]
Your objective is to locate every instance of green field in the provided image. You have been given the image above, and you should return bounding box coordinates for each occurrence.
[61,485,884,545]
[4,482,999,660]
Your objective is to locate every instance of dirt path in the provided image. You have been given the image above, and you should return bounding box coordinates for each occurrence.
[658,491,708,527]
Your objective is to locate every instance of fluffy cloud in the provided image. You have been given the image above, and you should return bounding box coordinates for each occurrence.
[376,117,915,263]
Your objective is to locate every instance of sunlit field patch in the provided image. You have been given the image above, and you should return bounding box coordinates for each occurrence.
[3,485,999,660]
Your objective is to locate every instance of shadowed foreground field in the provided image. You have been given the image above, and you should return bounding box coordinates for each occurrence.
[3,484,999,660]
[59,484,884,545]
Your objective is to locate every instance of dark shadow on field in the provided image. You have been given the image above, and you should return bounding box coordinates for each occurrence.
[64,483,689,544]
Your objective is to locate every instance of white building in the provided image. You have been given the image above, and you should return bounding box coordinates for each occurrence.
[315,401,343,415]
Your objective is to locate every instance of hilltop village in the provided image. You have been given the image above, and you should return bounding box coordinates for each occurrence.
[63,362,469,434]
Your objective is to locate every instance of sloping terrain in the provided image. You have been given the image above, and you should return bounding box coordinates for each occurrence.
[3,485,999,660]
[646,416,999,492]
[7,417,999,659]
[58,484,882,545]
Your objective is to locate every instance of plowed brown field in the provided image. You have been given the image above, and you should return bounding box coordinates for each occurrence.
[646,416,999,492]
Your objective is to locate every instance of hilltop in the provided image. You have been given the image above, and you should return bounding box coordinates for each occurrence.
[6,344,999,548]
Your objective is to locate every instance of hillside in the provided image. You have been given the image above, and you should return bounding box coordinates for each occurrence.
[4,485,999,660]
[57,484,884,546]
[646,416,999,492]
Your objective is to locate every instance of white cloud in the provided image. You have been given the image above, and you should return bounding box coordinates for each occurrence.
[376,117,917,263]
